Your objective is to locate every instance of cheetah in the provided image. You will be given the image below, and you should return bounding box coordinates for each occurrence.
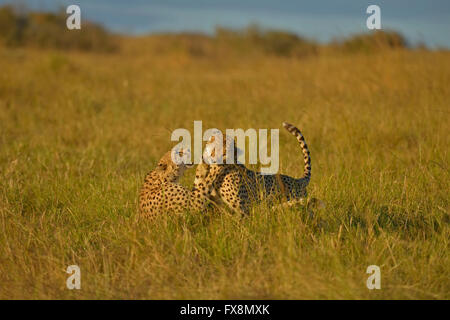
[198,122,312,214]
[138,149,223,219]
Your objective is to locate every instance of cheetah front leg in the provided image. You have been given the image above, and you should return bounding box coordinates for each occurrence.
[190,163,226,212]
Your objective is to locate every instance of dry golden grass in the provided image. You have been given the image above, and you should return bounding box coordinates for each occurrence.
[0,36,448,299]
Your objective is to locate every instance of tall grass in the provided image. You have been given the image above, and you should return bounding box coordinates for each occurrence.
[0,22,448,299]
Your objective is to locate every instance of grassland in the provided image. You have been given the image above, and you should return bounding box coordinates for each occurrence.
[0,30,449,299]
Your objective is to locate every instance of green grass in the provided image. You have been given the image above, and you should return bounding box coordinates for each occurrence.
[0,38,448,299]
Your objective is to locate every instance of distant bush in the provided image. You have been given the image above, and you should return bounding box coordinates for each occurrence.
[216,25,318,57]
[0,5,416,57]
[0,5,117,52]
[0,5,25,45]
[337,30,408,53]
[154,27,410,59]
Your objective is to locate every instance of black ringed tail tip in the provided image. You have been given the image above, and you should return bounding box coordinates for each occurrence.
[282,121,311,182]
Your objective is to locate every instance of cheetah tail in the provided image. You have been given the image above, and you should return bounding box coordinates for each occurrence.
[282,122,311,183]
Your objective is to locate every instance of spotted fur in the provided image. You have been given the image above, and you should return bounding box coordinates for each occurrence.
[138,151,222,219]
[199,122,311,214]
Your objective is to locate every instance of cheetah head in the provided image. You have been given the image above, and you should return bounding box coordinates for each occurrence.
[154,148,193,183]
[203,133,243,165]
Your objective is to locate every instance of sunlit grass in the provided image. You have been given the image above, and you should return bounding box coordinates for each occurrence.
[0,38,448,299]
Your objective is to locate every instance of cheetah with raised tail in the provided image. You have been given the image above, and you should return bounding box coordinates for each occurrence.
[139,149,222,219]
[199,122,313,214]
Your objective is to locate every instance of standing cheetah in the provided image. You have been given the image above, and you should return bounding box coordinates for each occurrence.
[139,150,223,219]
[198,122,312,214]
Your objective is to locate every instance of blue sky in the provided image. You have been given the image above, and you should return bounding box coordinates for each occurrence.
[3,0,450,48]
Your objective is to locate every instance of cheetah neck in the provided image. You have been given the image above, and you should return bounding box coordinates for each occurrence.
[142,170,175,190]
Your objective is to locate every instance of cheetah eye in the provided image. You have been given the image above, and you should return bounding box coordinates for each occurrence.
[158,163,167,170]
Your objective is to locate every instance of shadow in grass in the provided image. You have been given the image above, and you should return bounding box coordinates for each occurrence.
[375,205,443,239]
